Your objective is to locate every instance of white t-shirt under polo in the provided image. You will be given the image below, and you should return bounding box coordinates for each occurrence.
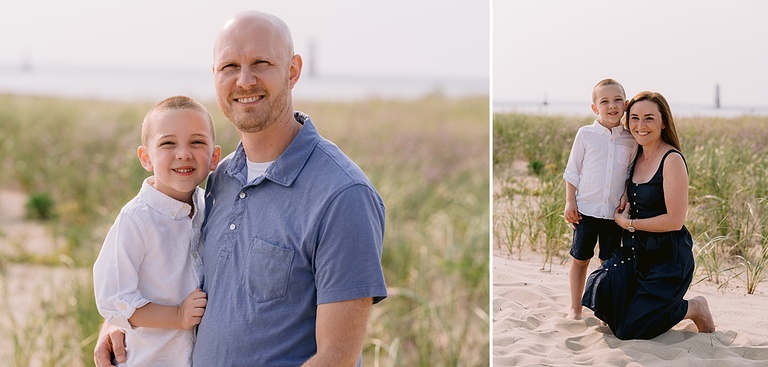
[93,177,203,367]
[247,159,273,183]
[564,120,638,219]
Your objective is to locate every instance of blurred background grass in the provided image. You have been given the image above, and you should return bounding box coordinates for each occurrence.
[0,93,490,366]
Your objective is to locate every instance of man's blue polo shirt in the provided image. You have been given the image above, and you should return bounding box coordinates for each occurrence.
[192,112,387,366]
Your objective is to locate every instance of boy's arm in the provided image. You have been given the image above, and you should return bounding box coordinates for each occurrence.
[564,181,581,225]
[563,128,585,191]
[617,184,629,213]
[563,129,585,228]
[128,289,207,330]
[618,142,637,213]
[94,214,151,330]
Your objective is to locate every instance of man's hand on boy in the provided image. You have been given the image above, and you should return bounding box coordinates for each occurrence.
[93,322,126,367]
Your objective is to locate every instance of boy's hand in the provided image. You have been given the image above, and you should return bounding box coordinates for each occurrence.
[178,288,207,329]
[564,200,581,226]
[614,204,630,228]
[617,193,629,213]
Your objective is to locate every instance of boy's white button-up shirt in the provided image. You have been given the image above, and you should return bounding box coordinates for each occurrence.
[93,177,204,367]
[564,120,638,219]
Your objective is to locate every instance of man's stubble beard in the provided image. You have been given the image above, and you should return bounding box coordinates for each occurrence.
[228,79,292,134]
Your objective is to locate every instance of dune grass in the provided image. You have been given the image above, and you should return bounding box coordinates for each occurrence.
[0,93,489,366]
[493,113,768,294]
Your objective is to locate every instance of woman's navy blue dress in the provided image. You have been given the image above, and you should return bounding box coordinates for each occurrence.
[582,150,694,340]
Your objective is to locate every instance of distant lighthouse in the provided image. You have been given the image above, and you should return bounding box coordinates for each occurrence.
[715,84,721,109]
[308,39,317,78]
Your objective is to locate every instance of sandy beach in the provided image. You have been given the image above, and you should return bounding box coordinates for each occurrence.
[0,189,91,365]
[492,254,768,366]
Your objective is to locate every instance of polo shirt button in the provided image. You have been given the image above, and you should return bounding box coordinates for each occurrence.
[229,224,236,230]
[239,192,246,199]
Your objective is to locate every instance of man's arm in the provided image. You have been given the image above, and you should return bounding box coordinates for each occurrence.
[93,322,126,367]
[94,289,205,366]
[301,297,373,367]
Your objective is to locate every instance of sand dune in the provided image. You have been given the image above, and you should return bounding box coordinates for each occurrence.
[493,255,768,366]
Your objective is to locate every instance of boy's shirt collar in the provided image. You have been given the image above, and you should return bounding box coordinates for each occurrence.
[139,176,200,220]
[592,119,630,135]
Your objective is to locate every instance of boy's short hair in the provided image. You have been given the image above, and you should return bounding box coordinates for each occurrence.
[591,78,626,103]
[141,95,215,146]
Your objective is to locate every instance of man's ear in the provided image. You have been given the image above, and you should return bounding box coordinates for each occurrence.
[137,146,153,172]
[210,145,222,171]
[288,54,303,89]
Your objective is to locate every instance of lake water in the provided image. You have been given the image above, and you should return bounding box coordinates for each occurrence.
[0,64,488,103]
[494,100,768,118]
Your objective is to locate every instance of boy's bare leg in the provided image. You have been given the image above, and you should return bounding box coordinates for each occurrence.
[684,296,715,333]
[567,258,590,320]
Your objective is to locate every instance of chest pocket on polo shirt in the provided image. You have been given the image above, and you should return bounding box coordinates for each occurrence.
[244,237,294,302]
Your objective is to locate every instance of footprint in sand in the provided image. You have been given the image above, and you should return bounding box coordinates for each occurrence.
[563,330,605,352]
[555,317,588,334]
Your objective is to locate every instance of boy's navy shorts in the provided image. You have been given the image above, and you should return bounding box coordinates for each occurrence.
[569,214,623,261]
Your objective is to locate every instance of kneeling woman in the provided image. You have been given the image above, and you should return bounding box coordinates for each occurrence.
[581,91,715,340]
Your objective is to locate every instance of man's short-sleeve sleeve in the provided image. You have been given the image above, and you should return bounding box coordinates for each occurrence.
[314,183,387,305]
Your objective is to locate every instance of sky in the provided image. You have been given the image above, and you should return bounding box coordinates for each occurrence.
[0,0,489,90]
[493,0,768,109]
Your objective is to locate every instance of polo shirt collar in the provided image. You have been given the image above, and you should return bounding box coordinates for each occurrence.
[138,177,195,220]
[224,111,320,187]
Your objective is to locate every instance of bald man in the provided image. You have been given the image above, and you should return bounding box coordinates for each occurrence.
[95,11,387,367]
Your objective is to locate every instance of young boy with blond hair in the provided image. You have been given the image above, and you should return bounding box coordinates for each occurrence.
[564,79,637,320]
[94,95,221,366]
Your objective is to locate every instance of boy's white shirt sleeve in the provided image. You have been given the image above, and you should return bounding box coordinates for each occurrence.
[93,211,151,329]
[627,142,638,179]
[563,127,585,187]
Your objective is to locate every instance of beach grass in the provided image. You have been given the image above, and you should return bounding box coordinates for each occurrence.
[493,113,768,295]
[0,93,490,366]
